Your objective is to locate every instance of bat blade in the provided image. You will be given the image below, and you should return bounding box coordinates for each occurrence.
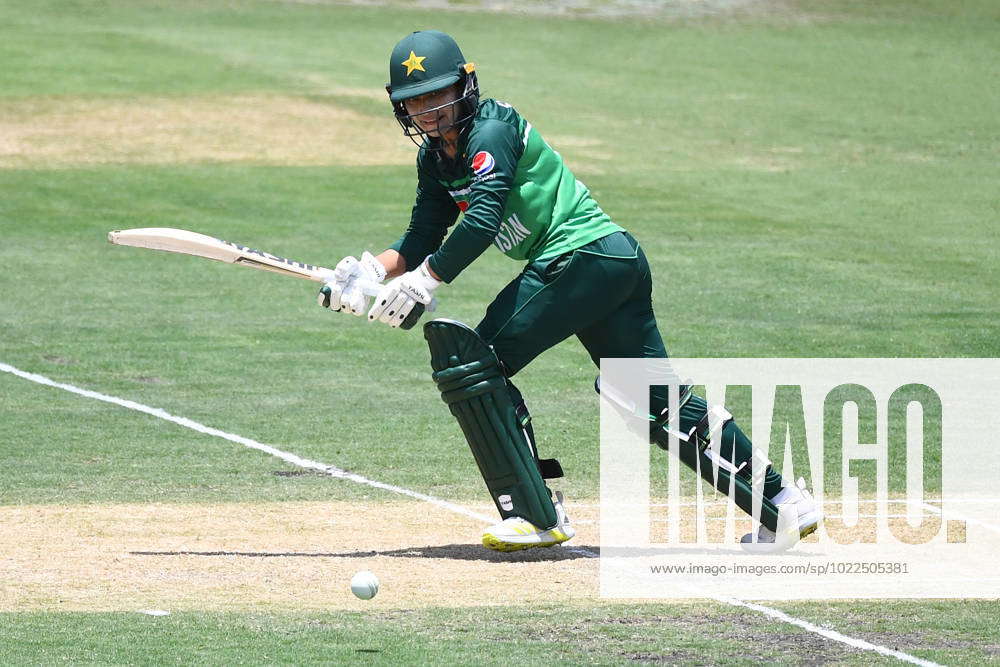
[107,226,431,329]
[108,227,334,283]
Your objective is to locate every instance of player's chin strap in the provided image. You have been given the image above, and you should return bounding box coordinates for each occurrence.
[425,319,561,529]
[595,376,782,532]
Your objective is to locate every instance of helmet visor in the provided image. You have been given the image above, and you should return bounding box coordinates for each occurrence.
[388,73,460,103]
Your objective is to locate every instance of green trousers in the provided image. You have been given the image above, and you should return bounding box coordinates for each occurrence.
[475,230,784,499]
[476,231,664,377]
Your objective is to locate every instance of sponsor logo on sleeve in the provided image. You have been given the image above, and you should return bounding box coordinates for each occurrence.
[471,151,495,176]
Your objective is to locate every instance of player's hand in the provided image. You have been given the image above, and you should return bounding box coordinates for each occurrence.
[318,251,386,316]
[368,258,441,329]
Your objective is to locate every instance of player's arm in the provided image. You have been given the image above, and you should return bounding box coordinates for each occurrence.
[375,250,442,281]
[374,249,408,280]
[386,164,458,275]
[426,119,522,284]
[319,158,455,314]
[367,120,522,329]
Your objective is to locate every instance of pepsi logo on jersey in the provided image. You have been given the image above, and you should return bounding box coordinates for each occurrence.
[471,151,495,176]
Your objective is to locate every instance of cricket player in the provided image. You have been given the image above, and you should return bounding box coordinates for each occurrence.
[319,30,821,553]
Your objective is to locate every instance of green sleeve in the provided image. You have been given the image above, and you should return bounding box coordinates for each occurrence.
[389,156,459,272]
[428,119,524,283]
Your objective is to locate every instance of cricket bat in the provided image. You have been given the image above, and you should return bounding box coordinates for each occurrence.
[107,227,429,329]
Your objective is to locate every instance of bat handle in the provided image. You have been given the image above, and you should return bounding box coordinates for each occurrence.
[356,279,382,298]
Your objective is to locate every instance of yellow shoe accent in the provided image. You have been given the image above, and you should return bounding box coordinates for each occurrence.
[482,533,532,552]
[481,526,573,552]
[480,491,575,552]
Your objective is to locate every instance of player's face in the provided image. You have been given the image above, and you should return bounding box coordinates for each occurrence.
[403,86,459,137]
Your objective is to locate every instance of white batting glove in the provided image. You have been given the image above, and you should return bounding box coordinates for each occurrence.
[318,251,386,316]
[368,257,441,328]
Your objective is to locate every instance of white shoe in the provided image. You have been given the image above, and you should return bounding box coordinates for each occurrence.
[740,478,822,553]
[482,491,576,552]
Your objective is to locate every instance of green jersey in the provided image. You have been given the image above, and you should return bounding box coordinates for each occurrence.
[390,99,622,283]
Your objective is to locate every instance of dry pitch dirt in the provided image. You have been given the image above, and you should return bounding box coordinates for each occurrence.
[1,499,897,612]
[3,500,969,663]
[0,500,603,612]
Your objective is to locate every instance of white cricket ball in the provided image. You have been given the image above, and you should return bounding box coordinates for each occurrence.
[350,570,379,600]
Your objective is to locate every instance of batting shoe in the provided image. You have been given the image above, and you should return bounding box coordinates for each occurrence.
[482,491,576,552]
[740,478,822,554]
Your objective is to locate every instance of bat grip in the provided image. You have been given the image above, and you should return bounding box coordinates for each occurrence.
[356,279,382,298]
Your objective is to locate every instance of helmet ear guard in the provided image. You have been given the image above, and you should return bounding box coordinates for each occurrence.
[453,62,480,126]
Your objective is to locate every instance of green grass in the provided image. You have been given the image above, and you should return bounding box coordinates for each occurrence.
[0,165,532,504]
[5,601,999,665]
[1,0,997,662]
[1,0,996,502]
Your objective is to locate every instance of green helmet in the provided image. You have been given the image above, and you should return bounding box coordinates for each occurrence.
[386,30,479,146]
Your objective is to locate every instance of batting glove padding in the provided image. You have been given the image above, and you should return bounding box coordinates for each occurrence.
[368,257,440,328]
[318,251,386,316]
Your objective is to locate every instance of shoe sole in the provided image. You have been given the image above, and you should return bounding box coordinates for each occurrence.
[482,529,573,553]
[798,511,821,539]
[740,514,823,553]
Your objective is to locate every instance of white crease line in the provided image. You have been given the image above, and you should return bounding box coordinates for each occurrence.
[547,498,1000,508]
[561,543,941,666]
[0,362,492,524]
[1,361,941,666]
[919,501,1000,537]
[717,597,941,667]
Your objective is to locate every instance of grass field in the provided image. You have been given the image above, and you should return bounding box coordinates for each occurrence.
[2,0,998,664]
